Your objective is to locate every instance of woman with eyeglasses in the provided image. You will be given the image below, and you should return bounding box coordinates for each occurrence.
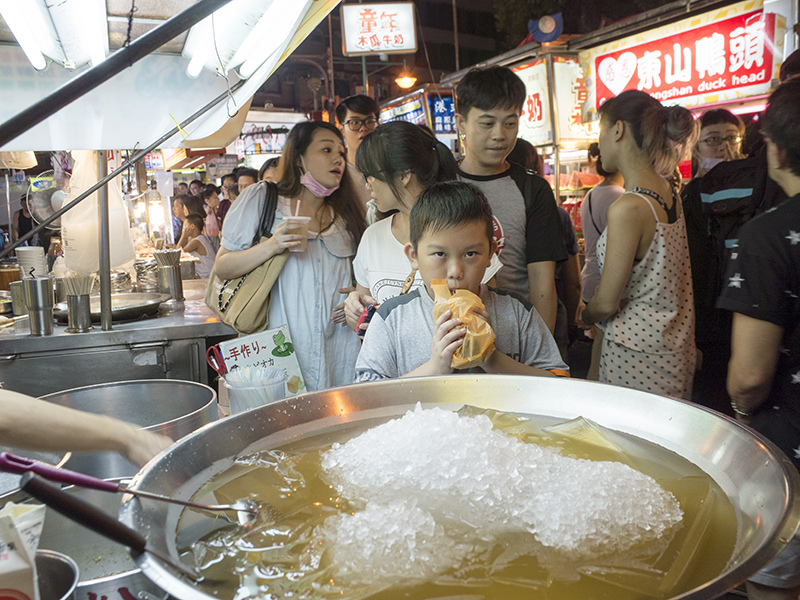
[692,109,745,177]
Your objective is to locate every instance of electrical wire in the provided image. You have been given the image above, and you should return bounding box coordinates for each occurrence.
[124,0,137,48]
[210,12,238,118]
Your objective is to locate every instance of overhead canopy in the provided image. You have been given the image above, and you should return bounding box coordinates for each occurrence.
[0,0,341,152]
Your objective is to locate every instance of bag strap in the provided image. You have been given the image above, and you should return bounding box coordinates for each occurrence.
[586,189,602,236]
[253,181,280,245]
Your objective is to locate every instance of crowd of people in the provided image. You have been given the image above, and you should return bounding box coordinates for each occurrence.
[209,56,800,598]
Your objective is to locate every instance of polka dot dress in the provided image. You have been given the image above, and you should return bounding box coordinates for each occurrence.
[595,192,697,399]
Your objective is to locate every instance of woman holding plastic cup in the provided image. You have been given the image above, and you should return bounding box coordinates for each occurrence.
[215,122,366,391]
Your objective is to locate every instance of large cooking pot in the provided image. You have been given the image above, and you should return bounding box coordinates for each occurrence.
[40,380,217,479]
[120,376,800,599]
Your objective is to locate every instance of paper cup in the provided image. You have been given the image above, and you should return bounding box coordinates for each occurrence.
[222,374,288,414]
[283,216,311,253]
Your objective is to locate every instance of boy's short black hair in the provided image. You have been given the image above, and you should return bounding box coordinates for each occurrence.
[335,94,380,124]
[410,181,494,249]
[763,77,800,177]
[456,66,526,116]
[185,213,205,233]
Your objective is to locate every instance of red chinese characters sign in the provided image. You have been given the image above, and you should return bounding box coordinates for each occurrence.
[594,10,775,109]
[579,0,786,120]
[341,3,417,56]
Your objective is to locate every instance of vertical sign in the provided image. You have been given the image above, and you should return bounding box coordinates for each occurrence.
[341,3,418,56]
[511,59,552,146]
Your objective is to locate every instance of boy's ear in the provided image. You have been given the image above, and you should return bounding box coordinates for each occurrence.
[404,242,419,270]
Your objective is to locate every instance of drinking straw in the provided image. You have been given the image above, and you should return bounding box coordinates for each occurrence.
[294,199,301,217]
[224,365,287,411]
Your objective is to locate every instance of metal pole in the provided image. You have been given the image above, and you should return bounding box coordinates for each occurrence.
[97,151,112,331]
[0,80,245,260]
[359,0,369,96]
[545,53,561,204]
[452,0,460,72]
[4,173,11,243]
[0,0,235,149]
[327,15,336,123]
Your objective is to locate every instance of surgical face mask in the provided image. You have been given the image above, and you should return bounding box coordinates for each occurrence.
[701,157,724,171]
[300,171,339,198]
[299,156,340,198]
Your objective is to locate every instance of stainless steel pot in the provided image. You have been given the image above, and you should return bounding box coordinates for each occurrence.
[40,380,217,479]
[119,376,800,600]
[38,482,166,600]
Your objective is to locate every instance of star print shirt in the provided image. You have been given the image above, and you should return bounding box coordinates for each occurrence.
[718,193,800,465]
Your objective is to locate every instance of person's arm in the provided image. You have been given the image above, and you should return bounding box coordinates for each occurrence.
[0,390,173,467]
[184,238,204,255]
[481,350,556,377]
[580,197,646,325]
[527,261,557,334]
[11,211,19,242]
[176,225,191,249]
[561,253,582,331]
[214,219,299,280]
[727,313,783,421]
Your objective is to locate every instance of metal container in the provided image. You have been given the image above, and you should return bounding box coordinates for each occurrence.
[39,380,217,479]
[38,484,165,600]
[120,376,800,600]
[65,294,93,333]
[53,292,170,323]
[9,280,27,315]
[22,275,55,336]
[36,550,79,600]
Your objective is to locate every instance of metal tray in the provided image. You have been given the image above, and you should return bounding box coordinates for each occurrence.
[53,292,169,322]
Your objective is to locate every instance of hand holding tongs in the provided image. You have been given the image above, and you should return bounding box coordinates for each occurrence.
[0,452,259,526]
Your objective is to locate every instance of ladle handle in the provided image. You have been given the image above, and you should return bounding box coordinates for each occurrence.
[0,452,120,493]
[20,472,146,554]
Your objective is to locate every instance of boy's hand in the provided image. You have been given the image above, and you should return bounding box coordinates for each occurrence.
[470,306,492,328]
[428,309,465,374]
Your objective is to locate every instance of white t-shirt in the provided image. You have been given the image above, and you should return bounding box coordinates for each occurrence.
[353,215,504,303]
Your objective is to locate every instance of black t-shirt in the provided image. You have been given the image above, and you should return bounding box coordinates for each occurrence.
[717,194,800,465]
[458,163,567,297]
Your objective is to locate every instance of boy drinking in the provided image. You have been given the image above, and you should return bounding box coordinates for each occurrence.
[456,66,567,334]
[354,182,569,381]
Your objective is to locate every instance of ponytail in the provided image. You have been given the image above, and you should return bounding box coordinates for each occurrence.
[599,90,698,178]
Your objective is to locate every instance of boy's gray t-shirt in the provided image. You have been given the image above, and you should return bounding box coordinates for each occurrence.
[354,285,568,382]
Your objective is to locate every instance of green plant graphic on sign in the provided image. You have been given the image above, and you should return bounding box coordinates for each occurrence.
[271,330,295,357]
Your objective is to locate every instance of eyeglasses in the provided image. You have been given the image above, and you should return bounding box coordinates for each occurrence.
[700,135,742,147]
[344,118,378,131]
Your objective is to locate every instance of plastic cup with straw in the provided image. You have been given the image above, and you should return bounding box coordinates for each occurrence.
[284,198,310,253]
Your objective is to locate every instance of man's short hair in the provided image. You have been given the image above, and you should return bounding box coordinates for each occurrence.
[221,173,236,185]
[237,168,258,182]
[409,181,494,249]
[335,95,380,124]
[456,66,526,116]
[779,49,800,83]
[763,77,800,177]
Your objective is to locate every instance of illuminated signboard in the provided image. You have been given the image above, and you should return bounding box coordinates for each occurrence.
[428,92,455,135]
[512,56,598,146]
[341,2,418,57]
[579,0,785,120]
[380,95,426,125]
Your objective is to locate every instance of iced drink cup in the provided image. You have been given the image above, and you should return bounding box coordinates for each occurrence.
[284,216,311,252]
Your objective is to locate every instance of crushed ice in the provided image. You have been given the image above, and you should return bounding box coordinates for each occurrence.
[317,404,682,583]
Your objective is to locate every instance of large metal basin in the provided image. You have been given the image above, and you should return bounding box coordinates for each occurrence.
[120,376,800,599]
[40,380,217,479]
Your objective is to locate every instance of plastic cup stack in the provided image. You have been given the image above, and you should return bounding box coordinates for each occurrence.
[222,366,288,414]
[16,247,48,278]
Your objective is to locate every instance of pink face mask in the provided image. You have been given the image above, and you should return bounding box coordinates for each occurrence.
[300,171,339,198]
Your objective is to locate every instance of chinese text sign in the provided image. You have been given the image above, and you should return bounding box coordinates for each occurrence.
[341,3,418,56]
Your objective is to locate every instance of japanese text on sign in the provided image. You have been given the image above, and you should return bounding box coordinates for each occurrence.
[594,10,776,109]
[341,3,418,56]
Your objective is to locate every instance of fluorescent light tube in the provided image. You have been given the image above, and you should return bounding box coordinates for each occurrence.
[0,1,48,70]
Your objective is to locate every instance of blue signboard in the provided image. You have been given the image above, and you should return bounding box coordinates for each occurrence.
[428,93,455,135]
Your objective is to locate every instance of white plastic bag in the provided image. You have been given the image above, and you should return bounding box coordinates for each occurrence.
[61,150,135,275]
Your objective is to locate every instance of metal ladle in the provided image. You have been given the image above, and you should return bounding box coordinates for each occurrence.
[0,452,265,527]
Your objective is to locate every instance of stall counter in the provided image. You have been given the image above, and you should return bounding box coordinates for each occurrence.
[0,280,236,396]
